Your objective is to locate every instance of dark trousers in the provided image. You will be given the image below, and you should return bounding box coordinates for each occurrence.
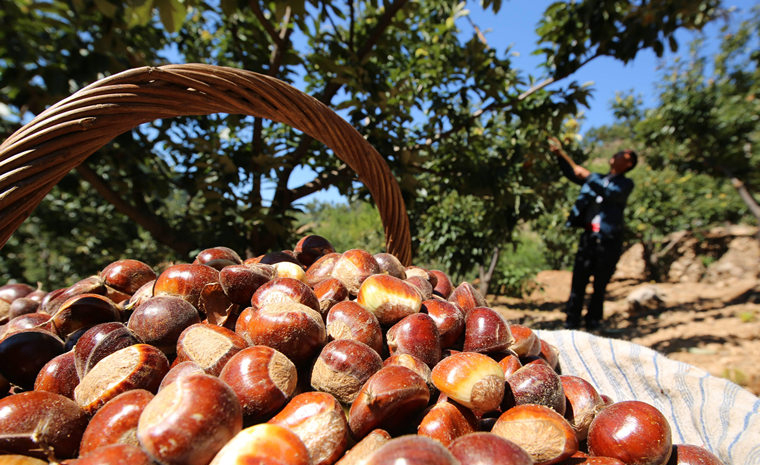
[566,231,623,326]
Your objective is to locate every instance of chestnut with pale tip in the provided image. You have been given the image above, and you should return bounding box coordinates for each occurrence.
[127,296,201,356]
[666,444,725,465]
[492,403,578,465]
[463,306,514,354]
[448,282,487,315]
[325,300,384,355]
[100,259,157,296]
[334,429,391,465]
[560,374,606,441]
[373,252,407,279]
[330,249,381,295]
[175,322,249,376]
[269,391,350,465]
[313,277,349,315]
[417,398,477,446]
[506,361,566,415]
[431,351,505,415]
[209,423,310,465]
[356,273,422,326]
[137,373,243,465]
[219,345,298,420]
[311,339,383,405]
[365,435,460,465]
[34,350,79,399]
[250,276,320,312]
[587,400,673,465]
[73,321,141,379]
[386,312,441,368]
[422,299,465,349]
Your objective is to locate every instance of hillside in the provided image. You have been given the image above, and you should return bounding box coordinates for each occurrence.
[490,225,760,396]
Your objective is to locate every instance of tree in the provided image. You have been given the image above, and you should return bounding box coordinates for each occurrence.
[0,0,724,290]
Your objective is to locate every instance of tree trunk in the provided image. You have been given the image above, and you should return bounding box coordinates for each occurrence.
[729,177,760,225]
[477,246,500,297]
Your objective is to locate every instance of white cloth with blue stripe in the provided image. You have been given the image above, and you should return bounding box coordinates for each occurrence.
[536,329,760,465]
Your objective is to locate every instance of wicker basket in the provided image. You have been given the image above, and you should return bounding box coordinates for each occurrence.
[0,64,412,264]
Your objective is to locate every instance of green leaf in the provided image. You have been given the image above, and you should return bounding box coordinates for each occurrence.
[93,0,118,18]
[155,0,186,33]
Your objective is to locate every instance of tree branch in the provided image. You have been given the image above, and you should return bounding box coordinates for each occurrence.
[76,164,196,256]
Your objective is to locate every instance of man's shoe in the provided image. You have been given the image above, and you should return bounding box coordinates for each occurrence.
[563,319,581,330]
[585,320,602,332]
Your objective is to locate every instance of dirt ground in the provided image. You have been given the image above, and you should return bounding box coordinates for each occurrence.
[489,270,760,396]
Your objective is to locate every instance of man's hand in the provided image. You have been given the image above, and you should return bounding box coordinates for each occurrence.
[547,136,563,154]
[547,136,578,170]
[573,165,591,180]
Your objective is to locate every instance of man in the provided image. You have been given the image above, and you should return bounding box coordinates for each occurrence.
[548,138,637,331]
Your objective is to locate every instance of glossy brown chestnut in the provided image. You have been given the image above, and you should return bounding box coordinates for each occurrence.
[34,350,79,399]
[73,322,141,379]
[0,282,36,304]
[406,275,434,300]
[508,324,540,357]
[666,444,724,465]
[463,306,514,354]
[417,399,477,446]
[356,274,423,326]
[138,373,243,465]
[587,400,673,465]
[373,252,407,279]
[174,322,249,376]
[8,298,40,319]
[74,343,169,414]
[386,312,442,368]
[4,312,55,335]
[152,263,220,310]
[348,365,430,439]
[193,246,243,266]
[429,269,454,298]
[448,282,488,315]
[422,299,465,349]
[40,276,107,316]
[127,295,201,355]
[539,339,560,370]
[239,301,326,366]
[313,277,349,315]
[100,259,157,296]
[0,455,49,465]
[325,301,384,355]
[560,374,605,441]
[498,353,523,377]
[158,360,206,390]
[294,234,336,267]
[219,345,298,420]
[250,277,320,312]
[506,362,566,415]
[0,328,65,390]
[79,388,154,456]
[311,339,383,405]
[0,391,89,460]
[273,261,308,281]
[219,263,274,306]
[383,353,437,398]
[50,293,121,338]
[330,249,381,295]
[492,403,578,465]
[269,391,350,465]
[209,423,310,465]
[365,435,460,465]
[431,351,505,414]
[305,252,341,287]
[448,432,534,465]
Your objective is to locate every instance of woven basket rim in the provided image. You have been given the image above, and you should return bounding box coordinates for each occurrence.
[0,63,412,264]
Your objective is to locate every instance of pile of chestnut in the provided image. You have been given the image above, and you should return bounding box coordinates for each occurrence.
[0,235,725,465]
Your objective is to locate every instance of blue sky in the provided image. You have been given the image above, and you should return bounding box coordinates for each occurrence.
[292,1,758,205]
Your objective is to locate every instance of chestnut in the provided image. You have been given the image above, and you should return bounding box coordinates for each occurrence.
[0,282,36,304]
[365,435,460,465]
[330,249,381,295]
[431,351,505,415]
[158,360,206,390]
[40,277,107,316]
[294,234,336,268]
[492,403,578,465]
[100,259,157,296]
[383,353,436,396]
[0,391,89,460]
[152,263,220,311]
[506,362,566,415]
[219,345,298,420]
[348,365,430,439]
[498,352,523,377]
[138,373,243,465]
[219,263,274,306]
[8,298,40,319]
[508,324,540,357]
[325,300,384,355]
[193,246,243,266]
[417,398,477,446]
[422,299,465,349]
[73,322,141,379]
[79,388,154,456]
[463,306,514,354]
[406,275,434,300]
[311,339,383,405]
[69,443,156,465]
[0,455,49,465]
[666,444,724,465]
[34,350,79,399]
[587,400,672,465]
[448,432,533,465]
[356,274,423,326]
[313,277,349,315]
[538,339,560,370]
[127,295,201,355]
[239,301,326,366]
[386,312,441,368]
[373,252,407,279]
[49,293,121,338]
[449,282,488,315]
[334,429,391,465]
[0,328,65,390]
[74,343,169,414]
[560,374,605,441]
[305,252,341,287]
[4,312,55,335]
[269,391,350,465]
[174,322,249,376]
[209,423,309,465]
[250,277,320,312]
[273,261,308,281]
[429,269,454,298]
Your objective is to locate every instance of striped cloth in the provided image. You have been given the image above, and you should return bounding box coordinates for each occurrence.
[536,329,760,465]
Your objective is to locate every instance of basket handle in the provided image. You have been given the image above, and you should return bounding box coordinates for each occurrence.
[0,64,412,265]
